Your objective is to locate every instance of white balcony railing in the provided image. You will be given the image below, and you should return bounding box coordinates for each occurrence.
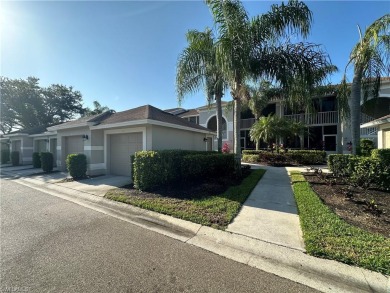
[360,113,377,136]
[284,111,339,125]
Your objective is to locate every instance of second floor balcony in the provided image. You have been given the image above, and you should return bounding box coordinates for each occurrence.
[284,111,339,125]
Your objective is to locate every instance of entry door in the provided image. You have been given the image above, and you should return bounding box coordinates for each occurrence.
[110,133,143,176]
[50,138,57,166]
[206,137,212,151]
[324,135,336,151]
[12,140,22,163]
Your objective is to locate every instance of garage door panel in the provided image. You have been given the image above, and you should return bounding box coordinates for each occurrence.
[110,133,143,176]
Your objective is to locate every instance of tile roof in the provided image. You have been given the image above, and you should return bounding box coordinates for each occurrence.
[99,105,212,132]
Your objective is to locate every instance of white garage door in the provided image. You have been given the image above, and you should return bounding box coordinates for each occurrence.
[65,136,84,156]
[110,132,143,176]
[384,130,390,148]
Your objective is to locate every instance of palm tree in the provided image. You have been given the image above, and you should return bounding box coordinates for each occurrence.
[206,0,335,160]
[249,115,290,150]
[340,14,390,154]
[84,101,110,116]
[176,29,227,152]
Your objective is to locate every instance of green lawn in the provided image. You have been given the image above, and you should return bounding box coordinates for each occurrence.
[290,172,390,275]
[105,169,265,229]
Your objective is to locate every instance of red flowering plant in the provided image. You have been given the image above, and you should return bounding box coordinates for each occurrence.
[222,142,230,153]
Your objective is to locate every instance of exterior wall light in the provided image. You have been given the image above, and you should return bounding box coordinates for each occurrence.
[82,134,89,140]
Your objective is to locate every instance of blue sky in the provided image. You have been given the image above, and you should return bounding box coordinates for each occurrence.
[1,1,389,112]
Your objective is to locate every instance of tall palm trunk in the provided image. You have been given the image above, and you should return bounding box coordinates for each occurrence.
[215,94,223,152]
[233,97,242,176]
[254,113,260,150]
[350,68,362,155]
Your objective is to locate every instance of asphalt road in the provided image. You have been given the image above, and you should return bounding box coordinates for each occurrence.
[0,179,317,293]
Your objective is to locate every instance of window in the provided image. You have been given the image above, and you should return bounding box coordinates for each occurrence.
[207,116,227,139]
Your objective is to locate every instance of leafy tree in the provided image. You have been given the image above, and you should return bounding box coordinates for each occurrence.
[339,14,390,154]
[0,76,84,133]
[205,0,335,160]
[176,29,227,152]
[83,101,111,116]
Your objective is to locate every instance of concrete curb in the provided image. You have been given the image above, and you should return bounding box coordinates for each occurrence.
[4,175,389,293]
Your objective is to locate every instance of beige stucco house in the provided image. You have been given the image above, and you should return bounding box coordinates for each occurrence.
[361,114,390,149]
[47,105,215,176]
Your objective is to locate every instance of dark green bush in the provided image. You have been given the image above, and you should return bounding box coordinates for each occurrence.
[1,149,10,164]
[242,150,326,166]
[40,152,53,172]
[359,139,375,156]
[66,153,87,179]
[327,154,355,177]
[242,150,268,155]
[32,152,41,168]
[133,150,235,191]
[287,150,326,165]
[371,149,390,165]
[328,154,389,190]
[11,151,19,166]
[181,153,234,181]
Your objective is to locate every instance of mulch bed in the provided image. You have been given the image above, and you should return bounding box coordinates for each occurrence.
[57,174,104,183]
[303,172,389,238]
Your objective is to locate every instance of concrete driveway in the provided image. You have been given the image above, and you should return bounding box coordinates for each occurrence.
[1,166,130,197]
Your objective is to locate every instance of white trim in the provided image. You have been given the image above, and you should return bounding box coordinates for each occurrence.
[88,163,106,170]
[84,146,104,151]
[90,120,148,130]
[56,146,62,150]
[5,133,29,137]
[47,123,89,131]
[29,132,56,138]
[91,119,214,135]
[204,114,228,140]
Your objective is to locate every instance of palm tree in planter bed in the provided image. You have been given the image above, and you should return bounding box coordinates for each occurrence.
[176,29,227,152]
[205,0,336,165]
[339,14,390,154]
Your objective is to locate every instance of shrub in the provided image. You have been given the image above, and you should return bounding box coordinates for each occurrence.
[327,154,355,177]
[1,149,10,164]
[40,152,53,172]
[32,152,41,168]
[287,150,326,165]
[359,139,375,156]
[242,150,326,166]
[66,153,87,179]
[371,149,390,165]
[133,150,235,191]
[242,154,259,163]
[222,142,230,153]
[11,151,19,166]
[328,154,390,190]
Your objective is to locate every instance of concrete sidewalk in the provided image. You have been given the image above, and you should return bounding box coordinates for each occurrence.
[227,165,304,251]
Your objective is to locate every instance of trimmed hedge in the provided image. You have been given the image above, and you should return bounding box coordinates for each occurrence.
[1,149,10,164]
[40,152,53,172]
[242,150,326,166]
[133,150,235,191]
[328,153,390,190]
[11,151,19,166]
[371,149,390,165]
[32,152,41,168]
[66,153,87,179]
[359,139,375,157]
